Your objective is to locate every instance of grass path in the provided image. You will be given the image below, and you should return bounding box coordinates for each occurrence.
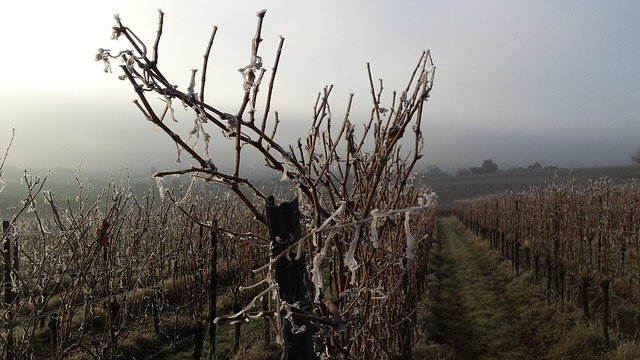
[426,217,536,359]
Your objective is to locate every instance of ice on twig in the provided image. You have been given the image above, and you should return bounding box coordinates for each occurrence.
[155,177,165,199]
[221,113,238,132]
[175,143,181,163]
[319,201,346,231]
[418,192,438,207]
[281,158,289,181]
[214,283,277,324]
[203,131,211,159]
[185,109,212,158]
[311,253,324,302]
[370,209,380,248]
[311,232,333,302]
[404,211,415,260]
[239,278,268,291]
[343,230,359,285]
[370,285,388,301]
[174,176,198,206]
[283,301,307,334]
[159,95,178,123]
[238,54,263,92]
[186,69,198,98]
[95,49,112,73]
[400,90,409,107]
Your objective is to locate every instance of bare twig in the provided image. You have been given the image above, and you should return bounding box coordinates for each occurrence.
[200,26,218,102]
[152,9,164,63]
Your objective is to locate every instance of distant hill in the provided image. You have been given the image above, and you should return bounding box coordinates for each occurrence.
[0,165,152,183]
[424,165,640,209]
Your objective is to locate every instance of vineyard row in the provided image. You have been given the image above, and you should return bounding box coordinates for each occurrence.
[453,179,640,345]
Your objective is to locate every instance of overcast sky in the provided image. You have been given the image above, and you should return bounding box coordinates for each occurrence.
[0,0,639,178]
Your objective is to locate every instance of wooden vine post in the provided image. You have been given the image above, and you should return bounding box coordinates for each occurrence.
[208,226,218,360]
[3,220,15,360]
[401,256,412,360]
[265,196,314,360]
[514,199,520,275]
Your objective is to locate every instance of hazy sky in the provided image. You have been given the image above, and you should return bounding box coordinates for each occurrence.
[1,1,639,177]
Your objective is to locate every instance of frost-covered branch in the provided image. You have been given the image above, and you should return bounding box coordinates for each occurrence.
[98,8,437,357]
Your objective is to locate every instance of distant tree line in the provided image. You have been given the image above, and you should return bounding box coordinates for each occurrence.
[446,160,558,177]
[426,146,640,179]
[425,165,449,177]
[505,162,557,173]
[454,159,499,176]
[632,148,640,165]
